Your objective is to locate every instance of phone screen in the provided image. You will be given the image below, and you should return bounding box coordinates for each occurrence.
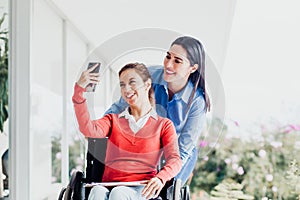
[86,62,101,92]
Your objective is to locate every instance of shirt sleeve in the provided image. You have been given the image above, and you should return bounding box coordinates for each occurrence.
[72,83,112,138]
[156,119,182,185]
[178,96,206,164]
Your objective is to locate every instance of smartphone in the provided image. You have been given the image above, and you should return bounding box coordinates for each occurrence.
[86,62,101,92]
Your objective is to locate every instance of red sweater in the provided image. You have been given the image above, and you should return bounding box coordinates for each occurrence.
[72,84,182,184]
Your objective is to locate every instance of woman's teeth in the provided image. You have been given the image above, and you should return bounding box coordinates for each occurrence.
[126,93,134,99]
[166,70,175,74]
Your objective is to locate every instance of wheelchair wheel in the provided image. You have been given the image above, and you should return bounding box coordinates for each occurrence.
[63,186,72,200]
[58,187,66,200]
[181,185,190,200]
[173,179,181,200]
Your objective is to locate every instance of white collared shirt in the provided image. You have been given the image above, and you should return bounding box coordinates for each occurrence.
[118,107,158,134]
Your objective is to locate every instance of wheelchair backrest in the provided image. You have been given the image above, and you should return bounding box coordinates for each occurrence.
[86,137,108,183]
[85,137,167,182]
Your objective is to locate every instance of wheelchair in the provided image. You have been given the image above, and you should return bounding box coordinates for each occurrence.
[58,138,190,200]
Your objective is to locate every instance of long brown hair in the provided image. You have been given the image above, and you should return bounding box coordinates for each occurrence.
[118,63,155,107]
[171,36,211,112]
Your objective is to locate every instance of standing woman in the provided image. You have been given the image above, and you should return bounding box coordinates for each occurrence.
[73,63,181,200]
[107,36,210,185]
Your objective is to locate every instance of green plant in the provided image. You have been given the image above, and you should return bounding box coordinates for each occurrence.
[0,13,8,132]
[286,159,300,199]
[190,122,300,199]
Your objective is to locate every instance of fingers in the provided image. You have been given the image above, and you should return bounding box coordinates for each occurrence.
[89,74,100,82]
[141,177,163,199]
[77,68,100,88]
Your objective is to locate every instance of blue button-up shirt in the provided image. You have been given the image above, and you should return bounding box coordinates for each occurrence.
[105,66,206,165]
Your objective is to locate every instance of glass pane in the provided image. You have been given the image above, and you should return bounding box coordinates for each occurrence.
[66,25,88,177]
[31,0,63,198]
[0,0,9,197]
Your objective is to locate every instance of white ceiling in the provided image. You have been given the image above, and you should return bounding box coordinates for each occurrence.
[48,0,237,70]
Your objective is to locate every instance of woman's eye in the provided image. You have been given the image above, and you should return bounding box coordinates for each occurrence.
[120,83,125,88]
[129,81,136,85]
[175,59,182,64]
[165,55,171,59]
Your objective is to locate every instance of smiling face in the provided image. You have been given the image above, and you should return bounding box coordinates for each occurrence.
[163,44,198,87]
[119,68,150,106]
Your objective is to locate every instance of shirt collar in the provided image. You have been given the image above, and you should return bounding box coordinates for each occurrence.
[163,80,194,103]
[118,107,129,118]
[118,107,158,120]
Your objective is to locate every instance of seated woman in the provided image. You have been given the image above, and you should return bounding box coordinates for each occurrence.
[72,62,182,200]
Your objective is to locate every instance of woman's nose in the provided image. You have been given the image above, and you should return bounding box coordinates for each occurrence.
[123,84,132,92]
[164,59,173,69]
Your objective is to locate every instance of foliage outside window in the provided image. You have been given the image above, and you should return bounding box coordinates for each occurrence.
[191,119,300,199]
[51,135,85,183]
[0,13,8,133]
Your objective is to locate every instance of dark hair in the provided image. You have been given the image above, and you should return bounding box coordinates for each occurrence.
[119,63,155,107]
[171,36,211,112]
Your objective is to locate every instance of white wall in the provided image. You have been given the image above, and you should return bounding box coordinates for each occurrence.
[51,0,236,71]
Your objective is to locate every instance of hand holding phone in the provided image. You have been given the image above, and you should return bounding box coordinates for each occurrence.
[85,62,101,92]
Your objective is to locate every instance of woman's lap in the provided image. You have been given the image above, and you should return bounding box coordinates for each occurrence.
[88,185,146,200]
